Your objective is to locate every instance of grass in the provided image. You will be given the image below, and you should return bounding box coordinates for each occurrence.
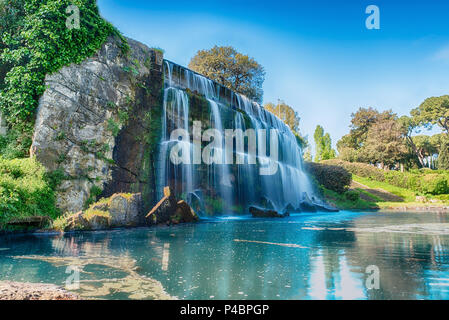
[354,188,384,202]
[323,174,449,211]
[352,175,417,202]
[321,188,379,210]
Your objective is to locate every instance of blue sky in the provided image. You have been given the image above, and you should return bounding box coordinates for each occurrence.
[97,0,449,153]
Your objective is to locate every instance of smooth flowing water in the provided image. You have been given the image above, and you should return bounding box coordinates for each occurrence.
[156,61,316,215]
[1,210,449,300]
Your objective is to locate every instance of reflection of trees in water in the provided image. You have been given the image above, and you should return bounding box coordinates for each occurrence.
[141,222,319,299]
[345,212,449,300]
[311,223,360,299]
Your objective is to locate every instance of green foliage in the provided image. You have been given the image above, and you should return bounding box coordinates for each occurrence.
[320,187,378,210]
[337,108,409,167]
[264,101,300,133]
[0,157,59,226]
[305,161,352,194]
[84,184,103,208]
[107,118,121,137]
[411,95,449,134]
[344,190,360,202]
[438,139,449,170]
[0,0,122,154]
[188,46,265,103]
[324,159,449,196]
[0,127,32,158]
[204,196,224,214]
[314,125,336,161]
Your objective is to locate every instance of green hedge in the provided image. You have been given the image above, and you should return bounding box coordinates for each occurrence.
[0,157,59,226]
[323,159,449,195]
[305,161,352,194]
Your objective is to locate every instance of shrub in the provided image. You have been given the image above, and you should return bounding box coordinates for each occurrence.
[305,161,352,194]
[345,190,360,202]
[322,159,385,181]
[418,174,448,195]
[0,157,59,226]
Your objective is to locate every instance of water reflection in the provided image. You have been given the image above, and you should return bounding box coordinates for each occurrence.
[1,211,449,300]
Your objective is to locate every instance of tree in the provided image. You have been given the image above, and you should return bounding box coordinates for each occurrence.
[188,46,265,103]
[411,95,449,134]
[264,100,308,150]
[363,118,408,169]
[314,125,336,161]
[337,107,395,162]
[303,148,313,162]
[438,139,449,170]
[398,115,426,167]
[264,101,300,133]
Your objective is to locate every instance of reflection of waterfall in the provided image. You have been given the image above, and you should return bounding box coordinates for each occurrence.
[156,60,316,215]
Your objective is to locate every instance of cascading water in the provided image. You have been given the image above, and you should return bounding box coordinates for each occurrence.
[156,60,317,215]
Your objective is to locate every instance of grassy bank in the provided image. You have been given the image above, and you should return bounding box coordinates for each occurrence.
[317,160,449,211]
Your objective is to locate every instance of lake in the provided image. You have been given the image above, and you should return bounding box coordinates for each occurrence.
[1,210,449,300]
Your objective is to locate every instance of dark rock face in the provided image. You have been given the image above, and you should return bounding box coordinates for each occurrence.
[249,206,289,218]
[146,187,199,225]
[0,281,80,300]
[31,36,164,214]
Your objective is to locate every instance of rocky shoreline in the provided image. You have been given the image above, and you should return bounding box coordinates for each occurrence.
[0,281,80,300]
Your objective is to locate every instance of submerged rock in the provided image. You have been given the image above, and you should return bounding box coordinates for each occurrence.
[0,281,80,300]
[249,206,289,218]
[146,187,199,225]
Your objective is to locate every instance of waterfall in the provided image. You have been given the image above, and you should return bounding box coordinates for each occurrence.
[156,60,316,215]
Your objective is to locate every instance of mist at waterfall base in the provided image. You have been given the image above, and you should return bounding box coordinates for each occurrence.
[156,61,317,216]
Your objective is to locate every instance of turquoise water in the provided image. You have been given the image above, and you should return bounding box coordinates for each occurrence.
[1,210,449,300]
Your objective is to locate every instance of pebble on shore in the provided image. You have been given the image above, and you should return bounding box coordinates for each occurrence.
[0,281,80,300]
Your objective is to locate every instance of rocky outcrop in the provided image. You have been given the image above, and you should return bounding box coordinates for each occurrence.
[146,187,199,225]
[31,36,164,214]
[0,281,80,300]
[249,206,289,218]
[63,193,144,231]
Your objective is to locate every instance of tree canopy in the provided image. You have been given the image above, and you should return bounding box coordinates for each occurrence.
[264,100,308,149]
[264,101,300,133]
[337,108,409,168]
[438,139,449,170]
[411,95,449,134]
[314,125,336,162]
[188,46,265,103]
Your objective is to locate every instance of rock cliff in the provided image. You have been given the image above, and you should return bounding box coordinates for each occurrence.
[31,36,164,214]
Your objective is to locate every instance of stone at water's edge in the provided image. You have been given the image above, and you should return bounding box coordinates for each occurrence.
[146,187,199,225]
[64,193,144,231]
[249,206,290,218]
[175,200,200,223]
[31,35,163,214]
[0,281,80,300]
